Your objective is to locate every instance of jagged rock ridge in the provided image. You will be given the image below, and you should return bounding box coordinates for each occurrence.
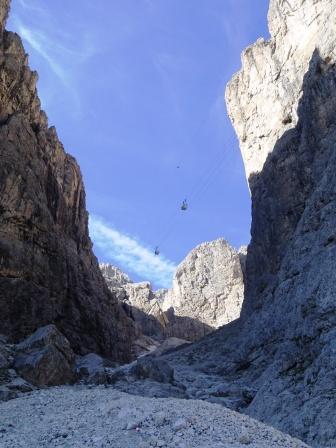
[100,238,245,342]
[100,263,132,288]
[0,1,135,362]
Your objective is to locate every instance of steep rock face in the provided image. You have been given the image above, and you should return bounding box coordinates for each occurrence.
[0,2,135,361]
[0,0,9,36]
[99,266,167,341]
[165,1,336,446]
[123,282,168,339]
[161,239,245,340]
[226,0,336,179]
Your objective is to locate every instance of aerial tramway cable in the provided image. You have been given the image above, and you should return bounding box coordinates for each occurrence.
[153,147,227,255]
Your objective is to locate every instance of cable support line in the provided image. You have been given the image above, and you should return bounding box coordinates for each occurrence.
[153,147,227,255]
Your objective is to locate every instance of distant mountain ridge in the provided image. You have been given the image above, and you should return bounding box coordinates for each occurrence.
[100,238,245,342]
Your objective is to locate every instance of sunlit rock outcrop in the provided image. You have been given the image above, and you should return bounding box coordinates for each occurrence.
[160,239,245,341]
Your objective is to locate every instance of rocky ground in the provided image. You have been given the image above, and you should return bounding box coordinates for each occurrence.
[0,386,308,448]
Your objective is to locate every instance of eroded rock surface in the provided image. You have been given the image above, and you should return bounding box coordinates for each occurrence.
[161,239,245,340]
[0,334,34,401]
[100,263,132,288]
[226,0,336,179]
[0,1,135,361]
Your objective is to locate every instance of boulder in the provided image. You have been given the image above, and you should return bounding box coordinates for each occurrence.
[131,357,174,384]
[149,337,190,358]
[14,325,75,386]
[0,335,34,401]
[75,353,118,385]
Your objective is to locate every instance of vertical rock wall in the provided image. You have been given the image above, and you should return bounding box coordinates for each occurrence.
[0,1,135,362]
[223,0,336,444]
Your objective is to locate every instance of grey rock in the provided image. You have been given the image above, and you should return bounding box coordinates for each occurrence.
[160,239,245,341]
[5,377,33,393]
[14,325,76,386]
[0,385,16,401]
[75,352,119,385]
[173,418,188,432]
[132,334,162,358]
[149,338,190,358]
[0,387,308,447]
[131,357,174,384]
[100,263,132,288]
[0,351,8,370]
[124,282,169,337]
[100,267,167,343]
[0,336,33,401]
[0,0,9,36]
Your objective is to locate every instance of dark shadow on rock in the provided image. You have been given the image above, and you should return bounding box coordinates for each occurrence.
[242,48,333,318]
[163,307,214,341]
[122,301,215,345]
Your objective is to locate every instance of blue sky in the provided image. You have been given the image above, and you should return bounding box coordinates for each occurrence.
[8,0,269,288]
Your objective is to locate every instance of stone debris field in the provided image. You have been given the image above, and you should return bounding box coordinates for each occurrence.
[0,386,308,448]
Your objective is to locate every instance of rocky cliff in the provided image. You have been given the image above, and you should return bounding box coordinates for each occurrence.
[161,239,245,340]
[163,1,336,446]
[0,1,135,362]
[101,239,245,342]
[100,263,132,288]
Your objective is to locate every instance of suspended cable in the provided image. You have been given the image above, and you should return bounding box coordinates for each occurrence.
[153,147,227,254]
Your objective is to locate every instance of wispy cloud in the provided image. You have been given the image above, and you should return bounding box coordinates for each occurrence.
[17,0,47,15]
[9,2,98,114]
[17,23,68,83]
[89,215,176,288]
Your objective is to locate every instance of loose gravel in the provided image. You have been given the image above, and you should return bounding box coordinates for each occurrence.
[0,386,309,448]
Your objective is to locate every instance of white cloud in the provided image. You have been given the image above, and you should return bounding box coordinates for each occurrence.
[16,23,68,83]
[89,215,176,288]
[17,0,46,14]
